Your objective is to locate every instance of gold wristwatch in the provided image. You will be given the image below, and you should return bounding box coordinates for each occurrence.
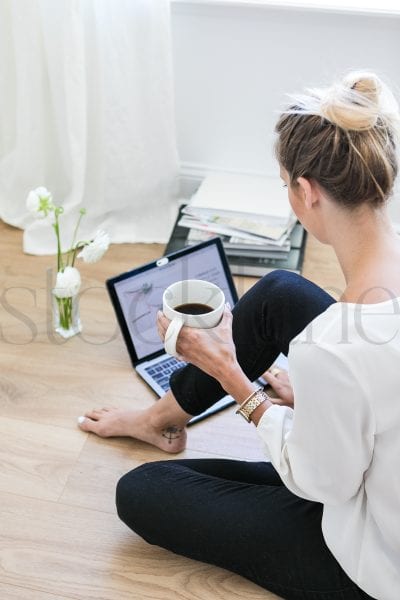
[236,388,270,422]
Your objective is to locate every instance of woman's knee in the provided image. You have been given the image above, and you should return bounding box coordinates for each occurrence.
[232,269,304,332]
[255,269,305,299]
[242,269,333,316]
[235,270,302,311]
[116,462,163,528]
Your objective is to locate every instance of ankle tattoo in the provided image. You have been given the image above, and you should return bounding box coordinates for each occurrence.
[162,425,183,444]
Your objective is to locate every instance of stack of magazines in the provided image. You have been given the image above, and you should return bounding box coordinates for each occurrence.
[165,173,307,277]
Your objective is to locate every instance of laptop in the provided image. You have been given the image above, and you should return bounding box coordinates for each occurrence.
[106,237,240,425]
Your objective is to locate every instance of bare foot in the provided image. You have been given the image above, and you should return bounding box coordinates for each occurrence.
[77,405,187,454]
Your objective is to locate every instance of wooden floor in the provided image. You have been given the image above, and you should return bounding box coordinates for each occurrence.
[0,220,344,600]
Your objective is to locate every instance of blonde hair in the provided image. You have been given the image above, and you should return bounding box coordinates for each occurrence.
[275,71,400,208]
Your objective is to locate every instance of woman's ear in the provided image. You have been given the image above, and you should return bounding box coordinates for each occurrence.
[297,177,317,210]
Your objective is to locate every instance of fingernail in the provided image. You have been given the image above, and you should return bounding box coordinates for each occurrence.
[226,302,231,310]
[77,416,85,424]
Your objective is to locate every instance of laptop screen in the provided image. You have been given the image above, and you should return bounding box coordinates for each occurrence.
[107,238,238,363]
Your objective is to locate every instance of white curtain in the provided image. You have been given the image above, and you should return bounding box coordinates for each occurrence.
[0,0,180,254]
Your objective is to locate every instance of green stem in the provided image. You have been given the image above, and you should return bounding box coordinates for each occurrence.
[68,211,86,266]
[56,296,73,330]
[53,212,63,272]
[71,241,87,267]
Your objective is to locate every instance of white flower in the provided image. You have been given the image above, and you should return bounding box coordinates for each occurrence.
[77,230,110,263]
[53,267,81,298]
[26,187,53,217]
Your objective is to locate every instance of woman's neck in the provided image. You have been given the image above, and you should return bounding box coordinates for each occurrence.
[327,205,400,302]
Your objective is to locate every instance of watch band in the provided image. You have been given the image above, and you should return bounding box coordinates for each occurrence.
[236,388,270,422]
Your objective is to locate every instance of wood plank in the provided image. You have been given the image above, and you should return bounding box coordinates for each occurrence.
[0,343,155,429]
[0,491,281,600]
[0,416,85,501]
[0,582,75,600]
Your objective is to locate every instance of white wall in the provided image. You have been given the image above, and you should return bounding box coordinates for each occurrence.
[170,0,400,219]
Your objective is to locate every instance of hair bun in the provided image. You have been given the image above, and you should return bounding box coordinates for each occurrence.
[320,71,381,131]
[348,73,381,103]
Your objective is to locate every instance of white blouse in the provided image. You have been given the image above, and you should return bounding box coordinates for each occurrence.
[257,299,400,600]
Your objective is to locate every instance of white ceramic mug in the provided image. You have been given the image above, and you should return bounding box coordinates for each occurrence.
[162,279,225,358]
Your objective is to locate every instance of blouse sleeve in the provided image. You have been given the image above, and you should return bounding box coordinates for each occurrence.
[256,343,375,504]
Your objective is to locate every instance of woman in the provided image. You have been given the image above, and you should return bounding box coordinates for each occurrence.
[79,71,400,600]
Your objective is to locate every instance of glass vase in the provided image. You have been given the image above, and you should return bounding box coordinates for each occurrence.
[52,292,82,339]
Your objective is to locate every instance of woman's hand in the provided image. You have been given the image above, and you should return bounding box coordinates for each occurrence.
[157,305,240,388]
[262,368,294,408]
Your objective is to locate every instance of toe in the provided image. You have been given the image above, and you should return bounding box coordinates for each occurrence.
[77,415,93,431]
[84,409,102,421]
[77,415,107,436]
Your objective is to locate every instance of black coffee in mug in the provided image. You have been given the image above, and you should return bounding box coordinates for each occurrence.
[174,303,213,315]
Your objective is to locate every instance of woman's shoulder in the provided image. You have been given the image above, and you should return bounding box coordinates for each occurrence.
[288,297,400,426]
[290,296,400,354]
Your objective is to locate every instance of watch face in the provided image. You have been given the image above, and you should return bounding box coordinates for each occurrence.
[236,388,264,421]
[244,389,269,421]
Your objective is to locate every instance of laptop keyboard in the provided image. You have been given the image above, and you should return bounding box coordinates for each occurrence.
[144,356,186,392]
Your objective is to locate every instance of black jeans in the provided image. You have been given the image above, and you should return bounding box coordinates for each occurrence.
[116,271,376,600]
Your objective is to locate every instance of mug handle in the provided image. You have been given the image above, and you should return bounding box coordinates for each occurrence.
[164,317,184,358]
